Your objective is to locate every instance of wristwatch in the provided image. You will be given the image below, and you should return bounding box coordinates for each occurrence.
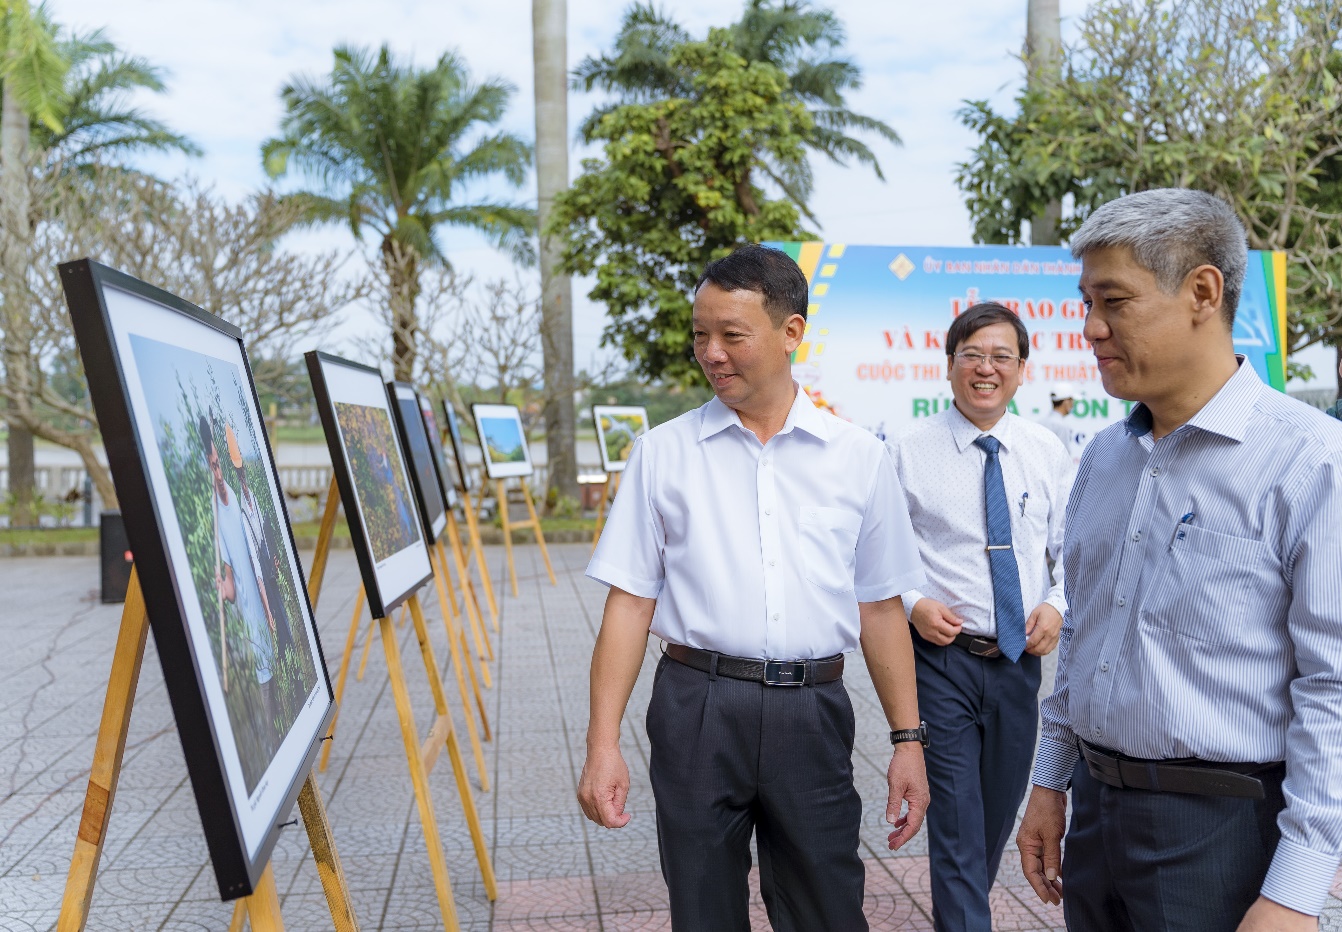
[890,721,930,749]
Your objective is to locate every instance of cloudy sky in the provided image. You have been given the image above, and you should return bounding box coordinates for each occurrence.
[43,0,1333,384]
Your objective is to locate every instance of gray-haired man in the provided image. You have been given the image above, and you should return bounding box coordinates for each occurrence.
[1017,189,1342,931]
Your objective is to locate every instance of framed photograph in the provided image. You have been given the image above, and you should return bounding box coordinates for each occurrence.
[439,398,474,493]
[471,403,533,480]
[387,381,447,542]
[58,260,335,900]
[416,391,459,509]
[592,405,651,473]
[305,352,434,620]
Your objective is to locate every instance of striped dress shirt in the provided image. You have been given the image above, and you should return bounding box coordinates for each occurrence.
[1034,358,1342,915]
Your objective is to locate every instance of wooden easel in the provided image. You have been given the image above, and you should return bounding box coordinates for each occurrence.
[57,568,360,932]
[495,478,556,597]
[591,470,622,552]
[457,485,499,631]
[304,479,498,924]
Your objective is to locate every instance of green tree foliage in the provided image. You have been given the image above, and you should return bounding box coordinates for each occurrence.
[261,45,535,380]
[552,31,815,384]
[955,0,1342,356]
[573,0,899,220]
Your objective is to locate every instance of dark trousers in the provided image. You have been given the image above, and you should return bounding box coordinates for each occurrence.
[1063,758,1285,931]
[646,653,867,931]
[911,632,1041,932]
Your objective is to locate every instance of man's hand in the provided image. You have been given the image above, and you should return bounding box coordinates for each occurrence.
[1025,603,1063,656]
[577,744,632,828]
[1236,897,1318,931]
[1018,785,1067,905]
[909,598,962,646]
[885,744,930,850]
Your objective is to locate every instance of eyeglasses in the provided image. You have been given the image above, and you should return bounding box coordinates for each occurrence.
[953,352,1022,370]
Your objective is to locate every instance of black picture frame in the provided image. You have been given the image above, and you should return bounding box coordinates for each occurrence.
[439,398,474,493]
[414,390,457,509]
[58,259,336,900]
[304,351,434,620]
[387,381,447,543]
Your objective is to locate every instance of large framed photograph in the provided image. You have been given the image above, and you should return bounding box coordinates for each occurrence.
[592,405,650,473]
[439,398,474,493]
[388,381,447,542]
[305,352,433,620]
[471,403,533,480]
[416,392,458,508]
[58,260,335,899]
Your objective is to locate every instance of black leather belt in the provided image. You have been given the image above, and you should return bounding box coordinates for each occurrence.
[952,633,1002,659]
[1080,741,1283,800]
[665,643,843,686]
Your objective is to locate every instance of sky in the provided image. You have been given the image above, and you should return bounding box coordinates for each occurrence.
[44,0,1335,386]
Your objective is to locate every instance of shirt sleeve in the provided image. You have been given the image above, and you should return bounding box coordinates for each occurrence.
[585,436,666,599]
[1259,452,1342,916]
[853,445,926,603]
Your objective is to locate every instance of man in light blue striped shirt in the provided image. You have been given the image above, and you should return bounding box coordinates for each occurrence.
[1016,189,1342,931]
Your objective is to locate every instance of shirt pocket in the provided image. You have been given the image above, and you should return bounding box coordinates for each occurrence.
[1139,523,1282,646]
[798,506,863,595]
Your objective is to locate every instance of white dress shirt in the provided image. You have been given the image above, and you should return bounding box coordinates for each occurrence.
[889,405,1072,638]
[586,384,926,659]
[1039,408,1088,464]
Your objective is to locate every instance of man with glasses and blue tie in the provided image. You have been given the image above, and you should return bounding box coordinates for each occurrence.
[888,302,1073,931]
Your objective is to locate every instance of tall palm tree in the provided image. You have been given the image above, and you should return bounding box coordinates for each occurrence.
[262,45,535,381]
[572,0,900,222]
[1025,0,1061,245]
[532,0,578,504]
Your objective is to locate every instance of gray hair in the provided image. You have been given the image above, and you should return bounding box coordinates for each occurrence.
[1070,189,1247,326]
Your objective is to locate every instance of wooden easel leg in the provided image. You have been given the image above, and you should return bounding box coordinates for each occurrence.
[522,483,557,587]
[460,489,499,629]
[446,517,494,671]
[228,900,246,932]
[355,616,378,681]
[319,584,366,772]
[58,571,149,932]
[405,597,497,901]
[306,478,342,611]
[242,863,285,931]
[435,538,491,732]
[497,479,519,597]
[428,547,490,790]
[298,771,360,931]
[380,613,461,931]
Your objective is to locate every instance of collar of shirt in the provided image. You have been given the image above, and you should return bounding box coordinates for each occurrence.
[1124,355,1258,444]
[697,381,831,444]
[945,401,1015,454]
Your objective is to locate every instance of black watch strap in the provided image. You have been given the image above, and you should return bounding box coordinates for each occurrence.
[890,721,930,749]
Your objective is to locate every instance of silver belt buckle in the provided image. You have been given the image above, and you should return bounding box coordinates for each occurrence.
[763,660,806,686]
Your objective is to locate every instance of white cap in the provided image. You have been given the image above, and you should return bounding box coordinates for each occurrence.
[1050,382,1077,401]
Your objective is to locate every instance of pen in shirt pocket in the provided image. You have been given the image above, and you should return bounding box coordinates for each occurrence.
[1019,492,1028,517]
[1168,512,1195,549]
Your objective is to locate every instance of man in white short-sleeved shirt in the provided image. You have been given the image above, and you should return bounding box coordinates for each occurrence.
[577,245,930,931]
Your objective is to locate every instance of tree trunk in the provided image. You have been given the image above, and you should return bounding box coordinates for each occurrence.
[1026,0,1062,246]
[383,237,420,382]
[1,82,37,526]
[533,0,578,507]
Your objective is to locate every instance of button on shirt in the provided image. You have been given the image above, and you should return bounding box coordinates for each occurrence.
[889,406,1071,637]
[586,385,926,659]
[1035,359,1342,915]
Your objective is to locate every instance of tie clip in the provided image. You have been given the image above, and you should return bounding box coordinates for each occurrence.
[985,544,1012,551]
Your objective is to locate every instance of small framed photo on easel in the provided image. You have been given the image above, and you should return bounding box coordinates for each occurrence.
[470,403,533,480]
[440,398,475,492]
[592,405,650,473]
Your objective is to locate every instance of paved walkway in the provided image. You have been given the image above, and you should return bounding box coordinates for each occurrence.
[2,545,1340,930]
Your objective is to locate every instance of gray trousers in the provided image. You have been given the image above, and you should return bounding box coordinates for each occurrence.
[646,653,867,931]
[1063,758,1285,931]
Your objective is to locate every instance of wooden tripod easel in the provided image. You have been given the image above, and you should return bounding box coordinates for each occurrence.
[495,478,556,597]
[303,479,498,928]
[57,568,360,932]
[590,470,622,552]
[458,486,499,631]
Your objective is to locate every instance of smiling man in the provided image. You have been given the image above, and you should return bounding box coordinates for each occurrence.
[577,244,930,930]
[1017,189,1342,931]
[887,302,1073,931]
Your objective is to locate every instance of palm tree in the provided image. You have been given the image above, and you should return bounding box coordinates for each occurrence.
[262,45,535,381]
[572,0,900,222]
[1025,0,1061,245]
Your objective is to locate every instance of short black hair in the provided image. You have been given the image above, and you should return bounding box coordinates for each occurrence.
[197,414,215,455]
[945,302,1030,360]
[695,244,809,326]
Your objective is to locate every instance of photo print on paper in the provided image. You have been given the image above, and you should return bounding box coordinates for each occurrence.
[332,402,422,563]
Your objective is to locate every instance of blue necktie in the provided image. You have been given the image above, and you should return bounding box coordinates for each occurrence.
[974,436,1027,662]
